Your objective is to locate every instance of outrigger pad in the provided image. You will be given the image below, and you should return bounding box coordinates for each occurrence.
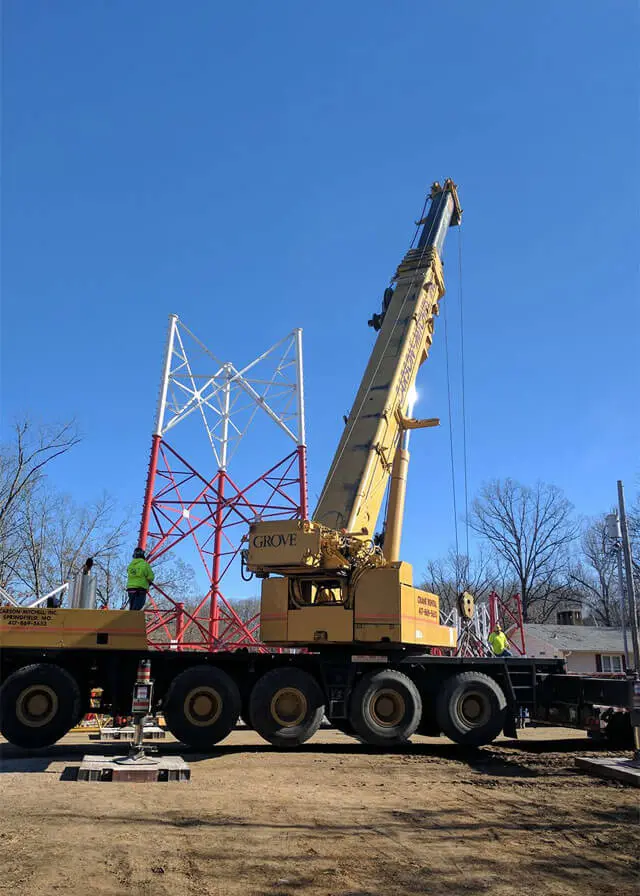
[76,754,190,782]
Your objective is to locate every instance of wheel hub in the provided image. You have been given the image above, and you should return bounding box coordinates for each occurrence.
[184,686,222,726]
[369,688,405,727]
[270,688,307,727]
[458,691,490,727]
[16,685,58,728]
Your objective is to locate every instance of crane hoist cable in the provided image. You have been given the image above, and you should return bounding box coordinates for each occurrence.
[409,194,430,249]
[442,272,460,558]
[443,224,471,563]
[458,225,470,560]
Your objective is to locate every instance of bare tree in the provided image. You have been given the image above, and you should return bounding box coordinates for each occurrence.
[149,556,200,609]
[469,479,579,622]
[94,550,130,609]
[230,596,261,624]
[0,420,80,591]
[569,516,620,626]
[11,489,128,602]
[627,493,640,588]
[0,420,79,528]
[0,417,201,611]
[420,547,495,617]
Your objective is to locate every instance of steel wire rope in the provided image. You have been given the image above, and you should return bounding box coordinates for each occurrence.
[314,191,444,519]
[409,194,430,249]
[442,283,460,558]
[458,225,470,561]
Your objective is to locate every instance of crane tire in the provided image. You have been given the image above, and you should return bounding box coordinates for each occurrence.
[604,711,632,748]
[436,671,506,746]
[249,668,325,748]
[349,669,422,747]
[0,663,81,749]
[163,665,241,749]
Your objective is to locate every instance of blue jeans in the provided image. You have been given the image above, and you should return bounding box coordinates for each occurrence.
[127,589,147,611]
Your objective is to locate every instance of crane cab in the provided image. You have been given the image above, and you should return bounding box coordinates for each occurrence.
[246,520,456,649]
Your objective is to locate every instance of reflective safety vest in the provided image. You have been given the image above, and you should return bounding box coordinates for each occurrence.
[489,631,508,655]
[126,558,154,590]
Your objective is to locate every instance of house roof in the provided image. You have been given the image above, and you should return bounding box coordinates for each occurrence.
[522,624,625,654]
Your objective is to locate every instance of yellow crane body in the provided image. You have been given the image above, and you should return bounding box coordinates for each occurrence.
[246,180,462,650]
[0,607,147,651]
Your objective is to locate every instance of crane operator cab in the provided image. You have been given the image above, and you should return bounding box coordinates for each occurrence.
[246,519,455,649]
[244,180,462,652]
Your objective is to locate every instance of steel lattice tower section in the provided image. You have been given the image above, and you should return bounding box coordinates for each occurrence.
[489,591,526,656]
[138,314,307,651]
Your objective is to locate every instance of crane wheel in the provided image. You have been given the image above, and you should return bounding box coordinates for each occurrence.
[436,671,506,746]
[349,669,422,747]
[249,668,325,748]
[0,663,81,748]
[163,666,241,749]
[604,711,633,748]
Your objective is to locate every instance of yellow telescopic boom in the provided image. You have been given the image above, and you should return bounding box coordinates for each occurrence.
[313,180,461,541]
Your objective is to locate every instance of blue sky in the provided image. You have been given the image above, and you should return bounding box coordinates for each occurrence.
[2,1,638,597]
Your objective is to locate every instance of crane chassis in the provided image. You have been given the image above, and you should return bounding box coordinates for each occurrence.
[0,181,634,752]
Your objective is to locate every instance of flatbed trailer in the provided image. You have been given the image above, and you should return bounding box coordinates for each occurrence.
[0,622,633,750]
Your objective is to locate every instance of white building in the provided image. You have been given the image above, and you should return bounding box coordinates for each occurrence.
[521,624,626,674]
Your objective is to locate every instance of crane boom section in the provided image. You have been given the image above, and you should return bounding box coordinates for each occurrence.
[313,181,460,536]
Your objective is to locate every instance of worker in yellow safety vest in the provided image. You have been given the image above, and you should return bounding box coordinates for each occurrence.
[488,623,512,657]
[126,547,155,610]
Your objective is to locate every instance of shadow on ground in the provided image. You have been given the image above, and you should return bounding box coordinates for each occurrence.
[0,734,618,778]
[33,802,640,896]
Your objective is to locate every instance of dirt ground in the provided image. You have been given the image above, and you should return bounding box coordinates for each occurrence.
[0,727,637,896]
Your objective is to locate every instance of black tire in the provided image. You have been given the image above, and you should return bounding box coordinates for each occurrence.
[0,663,81,749]
[163,665,241,749]
[349,669,422,747]
[436,671,506,746]
[605,711,633,748]
[249,667,325,748]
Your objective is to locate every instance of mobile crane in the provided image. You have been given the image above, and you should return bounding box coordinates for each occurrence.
[245,180,461,653]
[0,181,633,753]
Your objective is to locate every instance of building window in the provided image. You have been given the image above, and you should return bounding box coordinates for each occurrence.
[599,654,623,673]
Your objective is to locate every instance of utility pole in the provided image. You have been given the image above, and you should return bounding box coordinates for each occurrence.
[617,481,639,672]
[606,512,630,669]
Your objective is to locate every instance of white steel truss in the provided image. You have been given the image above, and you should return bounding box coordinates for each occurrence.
[155,315,306,471]
[441,600,491,656]
[1,582,69,609]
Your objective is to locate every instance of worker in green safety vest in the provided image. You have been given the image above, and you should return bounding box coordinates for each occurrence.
[488,623,512,657]
[126,547,155,611]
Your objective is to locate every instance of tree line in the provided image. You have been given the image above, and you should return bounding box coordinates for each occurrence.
[1,419,638,628]
[421,478,640,625]
[0,419,196,609]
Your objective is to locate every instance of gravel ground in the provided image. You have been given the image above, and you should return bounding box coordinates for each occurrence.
[0,726,638,896]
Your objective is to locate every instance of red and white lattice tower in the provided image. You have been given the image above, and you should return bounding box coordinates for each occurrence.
[138,314,307,651]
